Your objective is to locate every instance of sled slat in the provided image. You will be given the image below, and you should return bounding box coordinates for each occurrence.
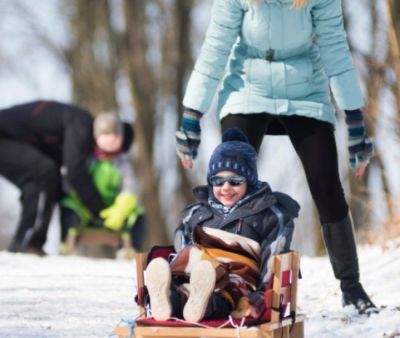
[136,252,147,313]
[115,315,305,338]
[79,229,120,248]
[135,326,263,337]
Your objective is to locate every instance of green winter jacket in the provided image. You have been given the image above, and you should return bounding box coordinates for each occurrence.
[62,160,144,229]
[183,0,364,126]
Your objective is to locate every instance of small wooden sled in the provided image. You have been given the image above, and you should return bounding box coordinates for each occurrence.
[115,250,305,338]
[64,227,133,259]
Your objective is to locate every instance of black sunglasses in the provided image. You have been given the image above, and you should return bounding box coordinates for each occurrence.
[209,175,247,187]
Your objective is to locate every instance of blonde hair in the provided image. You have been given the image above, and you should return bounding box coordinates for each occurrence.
[93,112,123,138]
[247,0,309,9]
[292,0,309,8]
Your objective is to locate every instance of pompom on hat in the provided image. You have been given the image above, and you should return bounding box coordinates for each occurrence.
[207,128,258,187]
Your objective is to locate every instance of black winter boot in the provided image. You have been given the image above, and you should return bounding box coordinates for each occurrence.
[342,282,377,315]
[322,213,378,315]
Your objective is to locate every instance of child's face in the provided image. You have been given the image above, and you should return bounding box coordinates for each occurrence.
[211,171,247,207]
[96,133,123,154]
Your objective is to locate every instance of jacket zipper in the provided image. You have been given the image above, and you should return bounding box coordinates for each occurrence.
[236,219,244,234]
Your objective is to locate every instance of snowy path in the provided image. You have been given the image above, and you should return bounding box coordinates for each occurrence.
[0,242,399,338]
[298,243,400,337]
[0,253,137,338]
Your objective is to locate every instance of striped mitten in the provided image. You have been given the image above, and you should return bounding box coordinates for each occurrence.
[176,108,203,161]
[344,109,374,169]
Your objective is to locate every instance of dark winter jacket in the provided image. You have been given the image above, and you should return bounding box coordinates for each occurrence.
[174,182,300,289]
[0,100,104,215]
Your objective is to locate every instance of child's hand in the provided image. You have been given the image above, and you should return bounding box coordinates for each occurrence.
[100,207,125,231]
[100,193,137,231]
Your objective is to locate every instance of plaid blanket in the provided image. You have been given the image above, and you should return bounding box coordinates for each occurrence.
[170,226,261,313]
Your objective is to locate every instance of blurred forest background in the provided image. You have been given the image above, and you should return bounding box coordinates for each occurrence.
[0,0,399,255]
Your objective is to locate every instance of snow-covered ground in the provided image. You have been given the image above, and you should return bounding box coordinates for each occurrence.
[0,240,399,338]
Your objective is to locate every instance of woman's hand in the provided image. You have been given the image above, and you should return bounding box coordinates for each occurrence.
[344,109,374,178]
[181,156,194,170]
[355,163,367,178]
[176,108,203,169]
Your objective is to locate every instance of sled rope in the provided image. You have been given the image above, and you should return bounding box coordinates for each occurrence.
[168,315,246,337]
[113,312,144,338]
[170,316,231,328]
[228,316,247,338]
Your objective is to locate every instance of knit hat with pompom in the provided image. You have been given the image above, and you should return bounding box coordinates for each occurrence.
[207,128,258,187]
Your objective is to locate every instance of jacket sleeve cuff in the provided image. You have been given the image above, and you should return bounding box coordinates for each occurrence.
[183,70,220,113]
[330,70,364,110]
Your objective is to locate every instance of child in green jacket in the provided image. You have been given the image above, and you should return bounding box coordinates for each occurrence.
[60,113,145,256]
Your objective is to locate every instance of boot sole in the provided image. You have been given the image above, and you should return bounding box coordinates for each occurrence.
[183,260,216,322]
[145,257,172,321]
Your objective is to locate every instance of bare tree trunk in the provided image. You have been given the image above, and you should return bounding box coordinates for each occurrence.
[170,1,197,205]
[120,0,169,249]
[386,0,400,119]
[64,0,118,113]
[382,0,400,231]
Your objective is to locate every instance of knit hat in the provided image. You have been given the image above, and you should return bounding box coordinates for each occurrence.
[207,128,258,187]
[93,112,123,139]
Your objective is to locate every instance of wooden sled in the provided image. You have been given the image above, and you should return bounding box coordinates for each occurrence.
[64,227,134,259]
[115,249,305,338]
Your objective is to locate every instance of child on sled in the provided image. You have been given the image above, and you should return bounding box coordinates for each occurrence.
[145,128,300,323]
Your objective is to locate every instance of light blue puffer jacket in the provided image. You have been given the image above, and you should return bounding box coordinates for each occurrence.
[183,0,364,126]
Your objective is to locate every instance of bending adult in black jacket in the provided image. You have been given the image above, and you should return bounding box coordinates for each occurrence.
[0,100,132,254]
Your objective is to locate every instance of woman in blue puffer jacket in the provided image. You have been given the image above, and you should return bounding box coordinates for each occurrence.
[176,0,377,314]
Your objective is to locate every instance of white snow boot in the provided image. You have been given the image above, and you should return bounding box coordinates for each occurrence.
[145,257,172,321]
[183,260,216,322]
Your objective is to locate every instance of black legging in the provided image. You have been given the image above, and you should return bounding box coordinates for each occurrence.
[221,113,348,223]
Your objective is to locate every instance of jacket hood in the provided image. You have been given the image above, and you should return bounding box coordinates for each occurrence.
[273,191,300,218]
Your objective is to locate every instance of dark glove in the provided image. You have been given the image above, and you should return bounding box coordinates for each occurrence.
[344,109,374,169]
[176,108,202,162]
